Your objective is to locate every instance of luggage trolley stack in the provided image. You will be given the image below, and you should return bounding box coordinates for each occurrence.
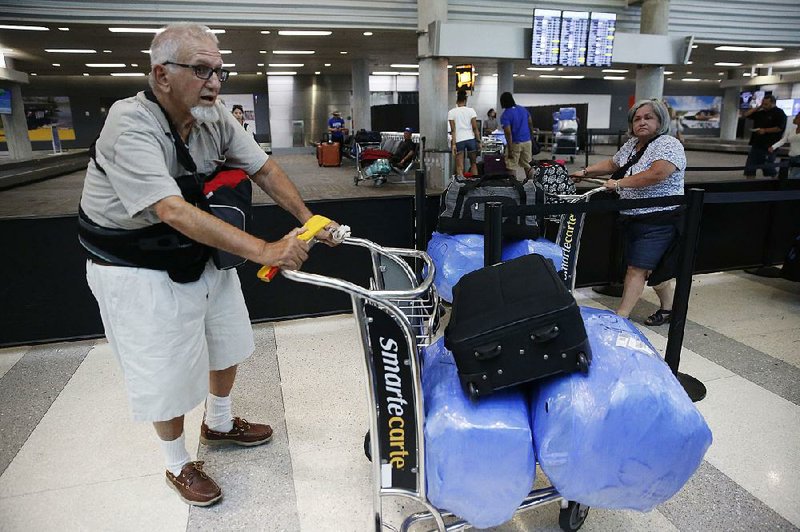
[277,236,595,531]
[552,107,579,163]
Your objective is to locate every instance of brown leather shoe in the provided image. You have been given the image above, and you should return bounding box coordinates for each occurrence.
[165,461,222,507]
[200,417,273,447]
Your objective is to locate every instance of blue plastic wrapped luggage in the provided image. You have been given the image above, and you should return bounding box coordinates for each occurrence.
[531,307,712,511]
[426,231,563,303]
[422,337,536,529]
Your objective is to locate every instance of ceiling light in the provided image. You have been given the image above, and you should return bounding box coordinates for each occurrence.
[372,71,399,75]
[278,30,331,36]
[110,72,146,77]
[540,75,585,79]
[86,63,127,68]
[681,78,701,82]
[46,49,96,54]
[260,31,271,34]
[141,50,151,54]
[52,63,60,67]
[324,63,331,67]
[492,73,498,77]
[257,63,264,67]
[0,24,49,31]
[390,64,419,69]
[220,50,232,55]
[399,72,419,76]
[686,61,693,65]
[447,65,453,69]
[715,62,742,67]
[103,50,112,53]
[223,63,235,67]
[718,72,725,76]
[269,63,304,67]
[256,72,263,75]
[109,27,223,34]
[30,73,37,75]
[513,74,519,77]
[267,71,296,75]
[363,32,373,36]
[58,27,69,31]
[131,63,138,67]
[743,73,751,77]
[604,76,626,80]
[527,67,556,71]
[340,51,348,55]
[314,71,321,75]
[663,71,674,74]
[686,71,693,75]
[83,73,89,76]
[691,44,698,49]
[602,69,628,73]
[715,46,783,53]
[273,50,315,54]
[228,72,238,76]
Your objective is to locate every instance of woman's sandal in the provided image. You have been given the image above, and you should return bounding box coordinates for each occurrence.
[645,309,672,326]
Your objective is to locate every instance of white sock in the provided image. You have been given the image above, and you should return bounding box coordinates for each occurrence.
[160,432,190,477]
[205,393,233,433]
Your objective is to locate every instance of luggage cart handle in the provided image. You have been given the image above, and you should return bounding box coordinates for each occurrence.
[277,237,437,300]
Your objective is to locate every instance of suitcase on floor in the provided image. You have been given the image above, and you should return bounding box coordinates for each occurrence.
[445,253,591,399]
[482,151,507,176]
[317,142,341,167]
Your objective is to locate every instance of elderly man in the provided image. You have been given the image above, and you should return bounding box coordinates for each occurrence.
[78,23,338,506]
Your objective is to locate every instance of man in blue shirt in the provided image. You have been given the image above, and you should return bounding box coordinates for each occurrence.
[500,92,534,178]
[327,110,347,146]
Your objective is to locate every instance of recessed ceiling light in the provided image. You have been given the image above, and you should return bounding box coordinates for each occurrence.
[269,63,304,67]
[109,27,223,34]
[30,72,37,75]
[602,69,628,73]
[256,72,263,75]
[110,72,146,77]
[257,63,264,67]
[324,63,331,67]
[363,32,373,36]
[141,50,151,54]
[278,30,331,36]
[715,46,783,53]
[663,71,674,74]
[682,78,701,82]
[260,31,271,34]
[399,72,419,76]
[513,73,519,77]
[220,50,232,55]
[390,64,419,69]
[45,49,96,54]
[447,65,453,69]
[103,50,112,53]
[715,62,742,67]
[604,76,625,80]
[83,73,89,76]
[267,71,296,75]
[372,71,399,75]
[492,73,498,77]
[691,44,698,49]
[273,50,315,54]
[314,71,321,75]
[58,27,69,31]
[539,75,585,79]
[686,71,693,75]
[527,67,556,71]
[131,63,138,67]
[86,63,127,68]
[52,63,60,67]
[743,73,751,77]
[223,63,235,67]
[686,61,693,65]
[0,24,49,31]
[228,72,238,76]
[339,51,348,55]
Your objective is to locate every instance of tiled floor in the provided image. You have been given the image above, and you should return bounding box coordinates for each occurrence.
[1,270,798,531]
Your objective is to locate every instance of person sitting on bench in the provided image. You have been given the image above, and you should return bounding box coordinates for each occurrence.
[391,127,417,171]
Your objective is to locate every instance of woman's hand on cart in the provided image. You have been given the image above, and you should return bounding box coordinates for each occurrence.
[257,215,350,282]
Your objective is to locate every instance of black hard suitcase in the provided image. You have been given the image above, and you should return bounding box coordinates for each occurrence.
[445,253,591,399]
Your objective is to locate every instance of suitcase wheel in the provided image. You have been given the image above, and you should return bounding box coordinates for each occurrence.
[559,501,590,531]
[318,161,323,167]
[577,352,590,374]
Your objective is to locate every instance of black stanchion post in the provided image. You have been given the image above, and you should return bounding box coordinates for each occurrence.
[665,188,707,402]
[484,202,503,268]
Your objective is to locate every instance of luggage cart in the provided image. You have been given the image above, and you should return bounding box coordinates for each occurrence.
[552,108,579,164]
[354,142,393,187]
[276,237,590,531]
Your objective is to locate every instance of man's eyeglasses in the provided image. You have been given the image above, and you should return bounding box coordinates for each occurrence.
[163,61,230,82]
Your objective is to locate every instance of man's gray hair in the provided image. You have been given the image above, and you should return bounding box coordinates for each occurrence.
[627,99,671,136]
[148,23,218,89]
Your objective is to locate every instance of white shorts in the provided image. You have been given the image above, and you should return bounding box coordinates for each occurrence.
[86,260,255,422]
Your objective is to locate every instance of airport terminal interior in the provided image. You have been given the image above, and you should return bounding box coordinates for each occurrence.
[1,1,799,531]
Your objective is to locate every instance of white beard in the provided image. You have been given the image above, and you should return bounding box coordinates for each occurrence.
[190,104,220,125]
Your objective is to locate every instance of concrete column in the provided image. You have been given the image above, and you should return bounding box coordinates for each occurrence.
[497,61,514,110]
[351,58,370,132]
[0,84,33,160]
[417,0,449,152]
[634,0,669,102]
[720,80,740,141]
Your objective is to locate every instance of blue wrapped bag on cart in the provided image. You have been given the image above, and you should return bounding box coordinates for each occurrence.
[531,307,712,511]
[422,337,536,528]
[426,231,563,302]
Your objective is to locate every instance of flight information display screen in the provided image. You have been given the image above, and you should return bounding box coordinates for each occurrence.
[586,12,616,67]
[531,9,561,66]
[558,11,589,67]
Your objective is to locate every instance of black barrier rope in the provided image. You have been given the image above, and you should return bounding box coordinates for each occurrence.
[684,159,795,173]
[484,187,800,402]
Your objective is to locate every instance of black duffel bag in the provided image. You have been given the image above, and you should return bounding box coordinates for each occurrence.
[438,174,543,239]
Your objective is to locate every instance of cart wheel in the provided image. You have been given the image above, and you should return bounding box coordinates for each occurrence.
[577,352,590,374]
[364,430,372,462]
[559,501,589,531]
[354,176,360,186]
[468,382,480,401]
[570,156,575,163]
